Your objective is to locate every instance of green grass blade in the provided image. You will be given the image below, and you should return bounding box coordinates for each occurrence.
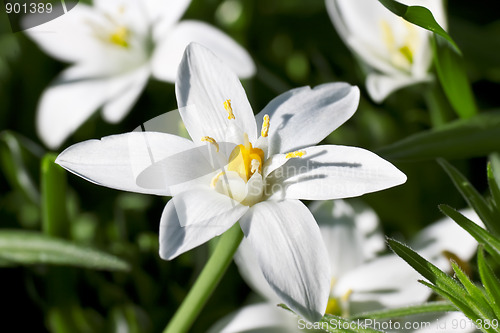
[432,35,478,119]
[438,159,499,235]
[351,301,455,320]
[0,230,130,271]
[439,205,500,264]
[387,238,465,296]
[477,248,500,319]
[488,153,500,210]
[376,111,500,162]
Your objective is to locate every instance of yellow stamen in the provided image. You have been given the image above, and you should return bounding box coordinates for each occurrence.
[380,20,395,51]
[211,171,225,188]
[109,26,129,48]
[285,150,306,159]
[224,99,235,119]
[399,45,413,63]
[261,114,270,137]
[341,289,353,303]
[227,140,264,182]
[201,136,219,152]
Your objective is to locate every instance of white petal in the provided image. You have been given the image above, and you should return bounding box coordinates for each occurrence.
[171,187,248,227]
[24,3,103,63]
[175,43,257,145]
[36,67,110,149]
[239,200,331,322]
[310,200,384,278]
[366,73,431,103]
[207,303,298,333]
[334,254,431,314]
[102,66,150,123]
[410,209,480,270]
[133,109,188,137]
[269,145,407,200]
[147,0,192,40]
[234,239,281,303]
[152,21,255,82]
[255,83,359,155]
[159,194,247,260]
[56,132,195,196]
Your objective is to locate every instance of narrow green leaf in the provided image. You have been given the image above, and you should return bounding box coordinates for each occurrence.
[477,248,500,320]
[351,301,455,320]
[41,153,69,238]
[451,262,495,319]
[438,159,499,235]
[378,0,459,51]
[0,230,130,271]
[488,153,500,210]
[432,35,478,119]
[439,205,500,264]
[387,238,465,297]
[0,131,40,204]
[418,280,484,325]
[376,111,500,162]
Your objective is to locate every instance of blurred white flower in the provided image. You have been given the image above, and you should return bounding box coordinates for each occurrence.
[325,0,446,102]
[55,43,406,322]
[226,200,479,332]
[25,0,255,149]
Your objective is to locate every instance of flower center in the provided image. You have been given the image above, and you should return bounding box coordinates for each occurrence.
[227,135,264,183]
[326,289,353,317]
[380,19,418,70]
[110,26,130,48]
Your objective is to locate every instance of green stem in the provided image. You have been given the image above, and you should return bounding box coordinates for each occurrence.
[425,81,453,128]
[41,153,77,333]
[163,223,244,333]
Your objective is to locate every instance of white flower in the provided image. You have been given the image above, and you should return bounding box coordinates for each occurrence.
[229,200,480,332]
[25,0,255,149]
[55,43,406,322]
[325,0,446,102]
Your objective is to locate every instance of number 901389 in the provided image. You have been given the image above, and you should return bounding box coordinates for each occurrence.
[5,1,53,14]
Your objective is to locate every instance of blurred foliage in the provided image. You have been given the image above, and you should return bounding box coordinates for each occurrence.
[1,0,500,332]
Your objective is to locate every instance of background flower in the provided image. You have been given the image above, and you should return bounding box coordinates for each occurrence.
[24,0,255,149]
[325,0,446,102]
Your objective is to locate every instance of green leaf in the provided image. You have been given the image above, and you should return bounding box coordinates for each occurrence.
[438,159,499,235]
[418,280,484,325]
[439,205,500,264]
[378,0,459,51]
[376,111,500,161]
[477,248,500,320]
[0,230,130,271]
[488,153,500,210]
[351,301,456,320]
[432,35,478,119]
[0,131,41,204]
[387,238,465,297]
[451,262,495,319]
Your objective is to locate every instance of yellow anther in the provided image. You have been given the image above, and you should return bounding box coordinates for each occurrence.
[325,298,342,316]
[201,136,219,152]
[285,150,306,159]
[261,114,270,137]
[109,26,129,48]
[224,99,235,119]
[211,171,225,188]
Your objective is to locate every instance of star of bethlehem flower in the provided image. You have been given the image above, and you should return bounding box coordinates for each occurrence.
[223,200,480,332]
[326,0,446,102]
[55,43,406,322]
[25,0,255,149]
